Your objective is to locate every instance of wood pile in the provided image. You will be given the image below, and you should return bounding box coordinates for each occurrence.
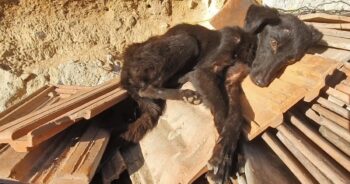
[0,79,127,183]
[262,72,350,183]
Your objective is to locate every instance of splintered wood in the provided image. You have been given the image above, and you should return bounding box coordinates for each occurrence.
[242,54,340,140]
[0,79,127,152]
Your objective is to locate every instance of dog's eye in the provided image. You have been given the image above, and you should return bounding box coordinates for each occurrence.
[270,39,278,53]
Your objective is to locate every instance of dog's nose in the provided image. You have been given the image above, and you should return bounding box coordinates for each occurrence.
[250,75,266,87]
[255,79,264,86]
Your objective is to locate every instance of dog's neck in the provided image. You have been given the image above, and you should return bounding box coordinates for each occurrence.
[234,33,257,66]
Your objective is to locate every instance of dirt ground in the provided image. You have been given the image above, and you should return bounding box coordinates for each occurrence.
[0,0,225,112]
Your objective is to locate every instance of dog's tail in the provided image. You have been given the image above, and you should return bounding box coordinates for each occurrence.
[121,96,164,143]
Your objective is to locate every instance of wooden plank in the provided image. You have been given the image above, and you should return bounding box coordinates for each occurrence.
[342,77,350,86]
[53,124,110,184]
[288,112,350,171]
[55,88,80,95]
[31,94,59,112]
[279,54,340,102]
[328,95,346,107]
[312,104,350,130]
[54,85,93,91]
[317,97,350,119]
[320,35,350,51]
[299,13,350,23]
[277,123,350,183]
[0,85,49,118]
[241,54,339,140]
[325,87,350,105]
[276,132,332,184]
[0,86,55,126]
[241,77,285,139]
[318,28,350,39]
[80,90,128,119]
[309,46,350,63]
[305,108,350,142]
[319,126,350,156]
[261,131,316,184]
[306,22,350,30]
[320,117,350,143]
[11,88,126,150]
[336,83,350,95]
[59,93,73,99]
[0,79,120,141]
[54,85,92,95]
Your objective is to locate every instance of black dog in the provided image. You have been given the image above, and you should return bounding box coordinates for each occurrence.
[120,24,243,143]
[180,4,323,184]
[120,4,322,183]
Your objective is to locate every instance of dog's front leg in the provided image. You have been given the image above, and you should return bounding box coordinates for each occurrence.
[138,86,202,105]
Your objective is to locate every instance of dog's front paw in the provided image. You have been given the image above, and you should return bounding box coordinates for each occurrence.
[181,89,202,105]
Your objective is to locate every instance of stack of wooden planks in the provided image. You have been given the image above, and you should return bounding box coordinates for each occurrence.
[0,79,127,183]
[262,66,350,183]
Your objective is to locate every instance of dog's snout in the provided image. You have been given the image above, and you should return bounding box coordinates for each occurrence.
[255,78,264,86]
[250,74,268,87]
[254,76,264,86]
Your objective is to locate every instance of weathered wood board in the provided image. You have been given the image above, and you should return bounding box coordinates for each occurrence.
[0,80,126,152]
[242,54,341,140]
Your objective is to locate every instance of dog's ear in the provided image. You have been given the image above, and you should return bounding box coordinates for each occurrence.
[308,25,323,44]
[244,5,280,34]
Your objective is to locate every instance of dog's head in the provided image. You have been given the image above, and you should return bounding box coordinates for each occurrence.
[244,5,323,87]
